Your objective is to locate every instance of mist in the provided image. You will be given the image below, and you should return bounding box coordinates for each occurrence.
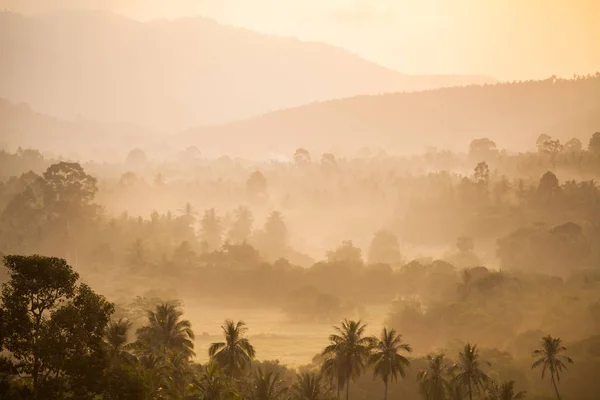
[1,4,599,400]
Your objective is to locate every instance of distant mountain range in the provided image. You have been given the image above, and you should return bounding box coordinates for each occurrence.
[0,10,494,131]
[179,76,600,157]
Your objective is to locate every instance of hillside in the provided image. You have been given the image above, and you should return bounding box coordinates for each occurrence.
[0,10,493,131]
[179,76,600,157]
[0,98,157,161]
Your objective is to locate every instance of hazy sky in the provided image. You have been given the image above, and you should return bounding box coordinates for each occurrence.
[2,0,599,80]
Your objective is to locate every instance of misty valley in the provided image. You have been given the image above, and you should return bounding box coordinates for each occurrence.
[1,6,600,400]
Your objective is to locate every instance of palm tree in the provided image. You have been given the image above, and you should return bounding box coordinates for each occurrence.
[137,352,169,398]
[105,318,135,367]
[166,350,194,399]
[321,319,372,400]
[532,335,573,400]
[485,380,526,400]
[136,302,195,358]
[369,328,412,400]
[290,371,332,400]
[417,353,451,400]
[321,354,344,399]
[452,343,489,400]
[209,320,256,378]
[248,367,288,400]
[191,362,233,400]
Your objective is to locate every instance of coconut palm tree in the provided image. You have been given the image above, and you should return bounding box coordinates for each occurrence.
[248,367,288,400]
[417,353,451,400]
[105,318,136,367]
[321,319,372,400]
[209,320,256,378]
[321,354,344,399]
[290,371,332,400]
[532,335,573,400]
[137,352,169,398]
[191,362,233,400]
[368,328,412,400]
[452,343,490,400]
[136,302,195,358]
[485,380,526,400]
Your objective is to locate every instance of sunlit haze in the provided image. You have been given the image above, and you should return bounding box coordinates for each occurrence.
[2,0,599,79]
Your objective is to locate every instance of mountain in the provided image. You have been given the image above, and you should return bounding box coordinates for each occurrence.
[0,10,493,131]
[179,76,600,158]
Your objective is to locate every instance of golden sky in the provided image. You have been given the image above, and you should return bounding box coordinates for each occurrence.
[1,0,599,80]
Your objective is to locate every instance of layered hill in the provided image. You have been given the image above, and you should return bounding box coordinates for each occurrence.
[0,10,493,131]
[179,76,600,157]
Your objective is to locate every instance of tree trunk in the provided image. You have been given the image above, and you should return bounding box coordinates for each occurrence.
[32,357,39,400]
[346,381,350,400]
[337,384,340,400]
[468,381,473,400]
[551,373,562,400]
[383,380,388,400]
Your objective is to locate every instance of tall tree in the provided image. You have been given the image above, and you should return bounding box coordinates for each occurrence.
[322,319,372,400]
[452,343,489,400]
[136,302,195,358]
[417,354,451,400]
[228,205,254,244]
[367,231,403,266]
[485,380,526,400]
[532,335,573,400]
[368,328,411,400]
[209,320,256,378]
[0,255,113,399]
[191,362,233,400]
[105,318,135,367]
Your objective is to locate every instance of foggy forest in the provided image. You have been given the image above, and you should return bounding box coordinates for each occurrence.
[1,3,600,400]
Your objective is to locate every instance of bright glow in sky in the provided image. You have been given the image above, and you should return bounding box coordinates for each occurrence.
[1,0,599,80]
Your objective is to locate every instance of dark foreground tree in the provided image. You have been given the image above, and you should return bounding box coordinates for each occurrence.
[290,371,331,400]
[417,354,451,400]
[0,255,113,399]
[452,343,489,400]
[135,302,195,357]
[532,335,573,400]
[368,328,411,400]
[209,320,256,378]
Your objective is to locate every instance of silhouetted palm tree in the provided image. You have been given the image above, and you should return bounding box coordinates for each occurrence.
[190,362,233,400]
[322,319,372,400]
[248,367,288,400]
[417,353,451,400]
[532,335,573,400]
[209,320,256,378]
[105,318,135,366]
[369,328,411,400]
[290,371,331,400]
[485,380,526,400]
[136,302,195,357]
[137,352,169,397]
[321,354,344,399]
[452,343,489,400]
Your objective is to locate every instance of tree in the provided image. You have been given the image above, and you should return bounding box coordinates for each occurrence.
[135,302,195,358]
[209,320,256,378]
[536,134,552,153]
[326,241,363,266]
[469,138,498,160]
[587,132,600,155]
[105,318,135,368]
[368,328,412,400]
[485,380,526,400]
[417,354,450,400]
[322,320,372,400]
[126,148,147,166]
[0,255,113,399]
[247,170,267,197]
[294,148,312,165]
[321,153,338,175]
[367,231,403,266]
[532,335,573,400]
[201,208,223,252]
[290,371,331,400]
[228,205,254,244]
[474,162,490,184]
[452,343,490,400]
[191,362,233,400]
[538,171,560,201]
[260,211,288,260]
[563,138,582,152]
[248,367,288,400]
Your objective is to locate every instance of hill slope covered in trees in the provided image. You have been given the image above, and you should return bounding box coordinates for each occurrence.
[180,75,600,158]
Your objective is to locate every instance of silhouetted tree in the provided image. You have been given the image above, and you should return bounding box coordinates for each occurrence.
[532,335,573,400]
[291,371,331,400]
[136,302,195,358]
[452,343,489,400]
[368,328,411,400]
[417,354,451,400]
[228,205,254,244]
[209,320,256,378]
[367,231,403,266]
[201,208,223,252]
